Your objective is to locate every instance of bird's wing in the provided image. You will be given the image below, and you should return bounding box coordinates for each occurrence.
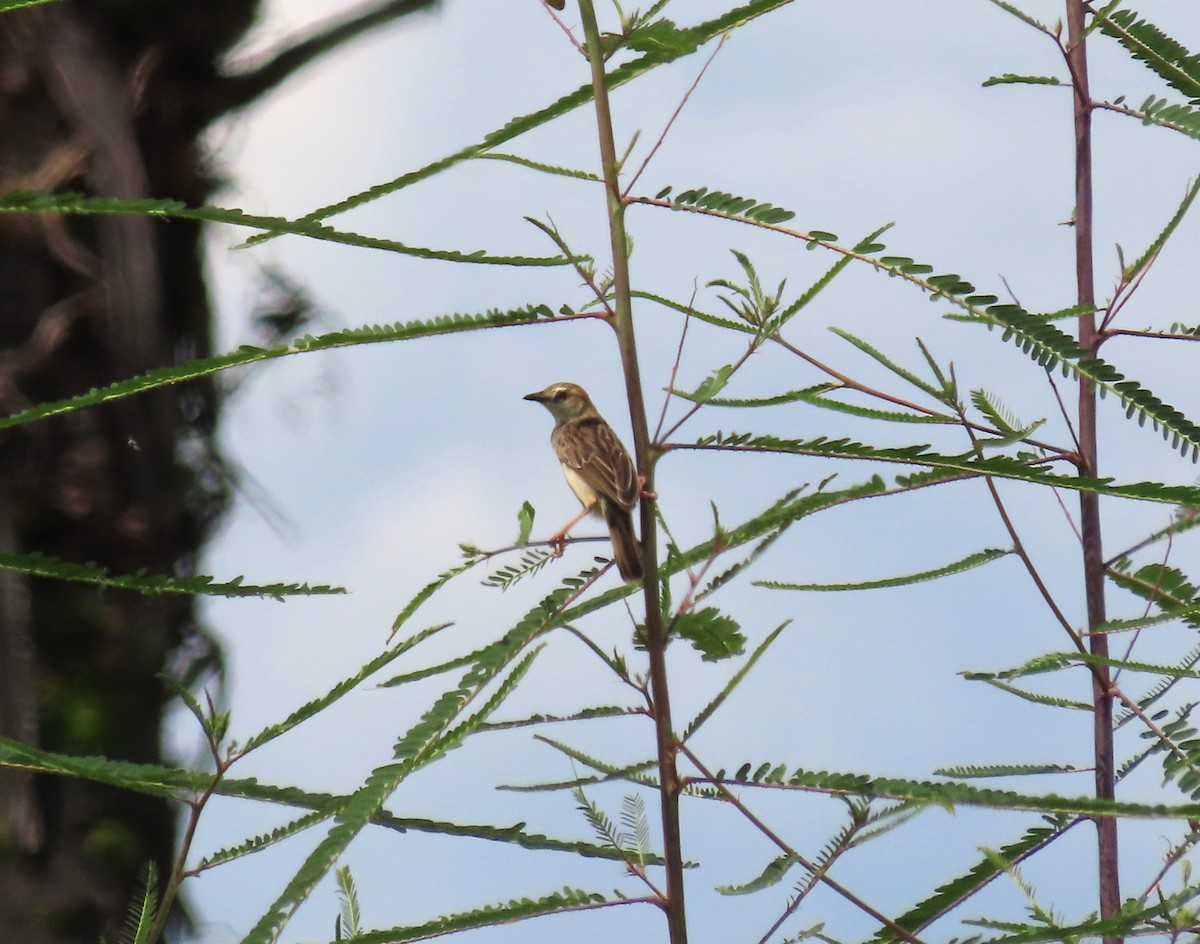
[554,418,639,510]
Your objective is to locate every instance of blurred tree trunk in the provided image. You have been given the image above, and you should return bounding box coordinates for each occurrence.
[0,1,435,940]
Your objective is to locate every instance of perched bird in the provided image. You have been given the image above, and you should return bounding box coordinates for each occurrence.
[524,382,643,581]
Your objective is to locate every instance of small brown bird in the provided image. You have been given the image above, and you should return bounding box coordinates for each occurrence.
[524,382,643,581]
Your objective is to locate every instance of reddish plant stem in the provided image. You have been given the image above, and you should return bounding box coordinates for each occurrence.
[1065,3,1121,937]
[577,3,687,942]
[679,747,928,944]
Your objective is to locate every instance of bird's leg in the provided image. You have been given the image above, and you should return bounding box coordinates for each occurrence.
[637,475,658,501]
[548,501,595,557]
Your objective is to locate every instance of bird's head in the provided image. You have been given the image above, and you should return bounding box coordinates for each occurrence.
[524,382,597,423]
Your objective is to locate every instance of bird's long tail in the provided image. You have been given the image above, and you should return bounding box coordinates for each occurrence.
[604,503,643,581]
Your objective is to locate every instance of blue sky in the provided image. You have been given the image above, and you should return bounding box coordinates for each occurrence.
[177,1,1200,941]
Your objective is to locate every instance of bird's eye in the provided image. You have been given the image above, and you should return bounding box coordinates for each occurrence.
[553,390,566,401]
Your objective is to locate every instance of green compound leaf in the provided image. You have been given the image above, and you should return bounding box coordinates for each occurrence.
[0,191,567,267]
[0,551,342,599]
[672,607,746,661]
[758,548,1010,592]
[983,73,1064,87]
[687,431,1200,505]
[1095,7,1200,104]
[0,306,554,434]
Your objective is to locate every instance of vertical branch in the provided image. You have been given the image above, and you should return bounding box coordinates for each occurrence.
[576,3,688,942]
[1065,2,1121,936]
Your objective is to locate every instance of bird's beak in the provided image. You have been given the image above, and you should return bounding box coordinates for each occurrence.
[524,390,547,403]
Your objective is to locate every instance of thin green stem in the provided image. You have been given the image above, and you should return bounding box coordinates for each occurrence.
[577,3,687,942]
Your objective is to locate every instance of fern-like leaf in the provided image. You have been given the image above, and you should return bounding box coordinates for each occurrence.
[973,649,1200,681]
[963,676,1092,710]
[0,0,66,12]
[768,227,887,330]
[479,704,642,732]
[686,431,1200,505]
[1132,95,1200,140]
[377,653,475,689]
[400,484,885,722]
[933,763,1079,779]
[198,809,332,871]
[670,606,746,661]
[758,548,1010,592]
[1108,562,1200,626]
[684,621,790,741]
[500,762,658,795]
[830,329,944,399]
[624,17,700,57]
[1139,706,1200,799]
[476,151,600,181]
[970,390,1045,446]
[620,793,652,866]
[0,307,554,435]
[1123,175,1200,282]
[0,190,568,266]
[1094,8,1200,104]
[241,631,543,944]
[694,519,796,603]
[981,852,1066,934]
[1094,606,1200,635]
[871,818,1071,943]
[244,622,451,753]
[649,190,1200,457]
[390,554,485,642]
[718,763,1200,818]
[482,548,555,590]
[982,308,1200,461]
[673,381,952,424]
[322,886,614,944]
[0,733,642,862]
[335,864,362,939]
[633,288,758,336]
[849,800,927,848]
[515,500,536,546]
[0,550,342,599]
[419,648,543,767]
[717,853,798,895]
[682,364,737,403]
[672,186,796,224]
[574,787,626,855]
[962,894,1197,942]
[118,863,158,944]
[1114,644,1200,727]
[241,0,791,244]
[830,243,1200,459]
[982,73,1063,87]
[983,0,1051,33]
[535,735,658,787]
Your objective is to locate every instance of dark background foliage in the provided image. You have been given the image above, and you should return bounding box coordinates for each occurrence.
[0,2,435,938]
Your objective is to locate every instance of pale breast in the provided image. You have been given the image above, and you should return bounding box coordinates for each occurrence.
[562,463,603,515]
